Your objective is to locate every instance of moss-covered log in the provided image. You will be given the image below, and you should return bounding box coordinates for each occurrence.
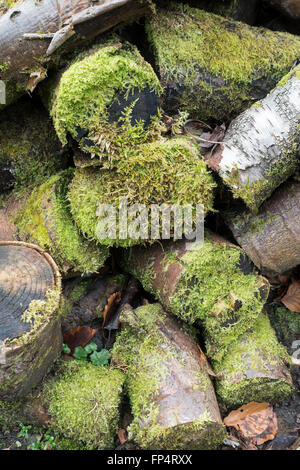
[118,234,269,362]
[0,97,68,192]
[214,312,293,408]
[194,0,259,24]
[68,137,215,247]
[146,3,300,122]
[62,273,127,332]
[112,303,226,449]
[41,42,162,161]
[12,171,110,276]
[0,0,153,109]
[227,180,300,277]
[0,242,62,401]
[205,65,300,211]
[267,0,300,19]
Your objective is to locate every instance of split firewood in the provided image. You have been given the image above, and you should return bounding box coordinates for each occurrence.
[226,180,300,277]
[146,4,300,122]
[267,0,300,19]
[67,137,215,247]
[0,97,68,192]
[205,65,300,211]
[0,0,153,109]
[118,233,270,362]
[112,303,226,449]
[40,42,162,161]
[214,312,293,407]
[0,241,62,401]
[4,171,110,276]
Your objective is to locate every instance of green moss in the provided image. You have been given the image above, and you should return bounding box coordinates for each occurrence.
[50,42,163,157]
[46,361,125,449]
[68,137,215,247]
[146,3,300,121]
[0,0,17,15]
[267,305,300,343]
[275,63,300,88]
[112,304,226,449]
[0,100,66,192]
[14,171,109,274]
[214,313,293,407]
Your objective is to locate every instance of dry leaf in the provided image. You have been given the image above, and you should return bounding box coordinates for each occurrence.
[26,67,47,93]
[281,280,300,312]
[118,429,128,445]
[63,326,98,354]
[224,402,278,446]
[103,291,122,328]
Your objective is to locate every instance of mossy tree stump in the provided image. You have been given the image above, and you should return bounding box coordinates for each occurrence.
[146,3,300,122]
[0,241,62,401]
[112,304,226,449]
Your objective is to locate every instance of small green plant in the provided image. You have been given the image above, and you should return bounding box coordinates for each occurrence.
[27,430,57,450]
[62,343,71,354]
[17,423,32,441]
[73,342,110,366]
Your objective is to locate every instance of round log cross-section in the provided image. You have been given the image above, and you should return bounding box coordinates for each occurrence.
[0,241,62,401]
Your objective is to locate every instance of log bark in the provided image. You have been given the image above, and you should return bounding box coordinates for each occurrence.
[117,233,270,362]
[226,179,300,277]
[267,0,300,19]
[112,303,226,450]
[214,311,293,408]
[0,97,68,192]
[205,65,300,211]
[146,4,300,122]
[1,172,110,276]
[0,241,62,401]
[0,0,153,109]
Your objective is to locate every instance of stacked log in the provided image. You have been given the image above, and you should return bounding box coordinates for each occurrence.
[112,303,226,449]
[146,3,300,122]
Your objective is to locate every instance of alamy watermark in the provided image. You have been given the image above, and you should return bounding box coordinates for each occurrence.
[96,198,204,249]
[0,80,5,105]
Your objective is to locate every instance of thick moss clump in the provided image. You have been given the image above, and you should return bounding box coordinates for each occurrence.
[146,3,300,121]
[49,42,162,159]
[14,171,109,274]
[214,313,293,408]
[267,304,300,344]
[112,304,226,450]
[68,137,215,247]
[0,98,67,191]
[46,361,125,449]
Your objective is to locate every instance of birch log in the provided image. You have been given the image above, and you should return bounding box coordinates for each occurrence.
[0,0,152,109]
[205,65,300,211]
[227,179,300,277]
[112,303,226,449]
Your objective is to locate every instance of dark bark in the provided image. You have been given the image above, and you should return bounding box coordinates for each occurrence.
[0,0,153,109]
[267,0,300,19]
[226,179,300,277]
[0,241,62,401]
[194,0,259,24]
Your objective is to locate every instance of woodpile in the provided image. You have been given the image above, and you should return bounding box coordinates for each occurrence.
[0,0,299,451]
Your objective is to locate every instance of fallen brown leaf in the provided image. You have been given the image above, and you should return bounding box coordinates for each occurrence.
[103,291,122,329]
[118,429,128,445]
[281,280,300,312]
[224,402,278,446]
[63,326,98,354]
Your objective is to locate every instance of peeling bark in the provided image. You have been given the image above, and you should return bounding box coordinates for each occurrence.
[226,179,300,277]
[205,65,300,211]
[0,0,153,109]
[112,303,226,449]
